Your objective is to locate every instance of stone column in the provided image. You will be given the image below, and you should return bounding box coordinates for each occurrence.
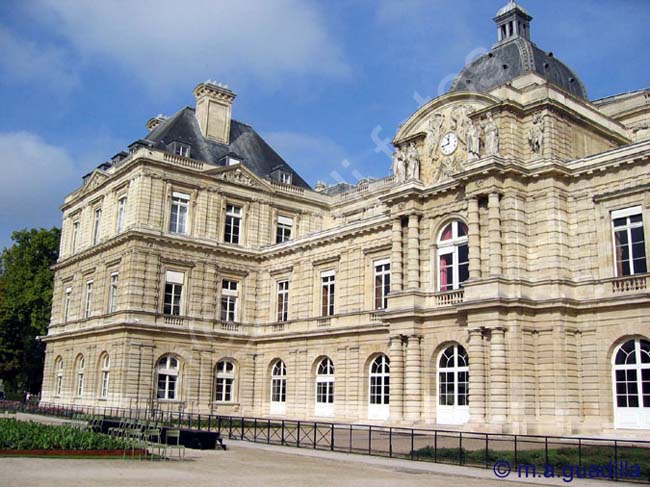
[404,335,422,421]
[389,336,404,421]
[391,218,403,292]
[468,197,481,279]
[407,214,420,289]
[467,328,486,424]
[489,327,508,424]
[488,192,502,277]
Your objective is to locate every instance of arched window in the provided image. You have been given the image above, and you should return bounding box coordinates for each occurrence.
[270,360,287,415]
[215,360,236,402]
[437,221,469,291]
[99,354,110,399]
[156,355,180,400]
[437,344,469,425]
[76,356,85,397]
[613,338,650,429]
[54,357,63,397]
[368,354,390,420]
[315,357,335,417]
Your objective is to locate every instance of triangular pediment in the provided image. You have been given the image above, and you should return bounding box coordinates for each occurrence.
[79,170,110,196]
[204,164,271,190]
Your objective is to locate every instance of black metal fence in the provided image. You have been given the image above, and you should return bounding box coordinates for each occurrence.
[2,400,649,483]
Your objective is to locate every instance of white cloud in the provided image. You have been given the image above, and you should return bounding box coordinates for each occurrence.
[29,0,349,94]
[0,132,78,245]
[0,26,79,93]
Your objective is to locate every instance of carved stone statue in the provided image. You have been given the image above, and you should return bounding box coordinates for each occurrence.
[466,120,481,162]
[451,105,474,144]
[528,113,545,155]
[391,146,407,183]
[426,113,445,161]
[484,112,500,156]
[406,142,420,181]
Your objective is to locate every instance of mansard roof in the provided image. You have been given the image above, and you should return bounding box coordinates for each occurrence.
[144,107,311,189]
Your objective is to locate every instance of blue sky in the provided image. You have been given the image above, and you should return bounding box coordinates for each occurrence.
[0,0,648,250]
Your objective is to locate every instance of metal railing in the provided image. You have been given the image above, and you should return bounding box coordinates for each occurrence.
[2,401,649,483]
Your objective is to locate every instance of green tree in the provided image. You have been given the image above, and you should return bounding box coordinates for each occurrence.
[0,228,60,396]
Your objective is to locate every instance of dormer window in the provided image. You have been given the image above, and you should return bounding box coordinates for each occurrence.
[170,142,191,158]
[279,171,292,185]
[226,156,240,166]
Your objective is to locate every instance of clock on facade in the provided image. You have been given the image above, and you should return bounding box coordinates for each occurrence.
[440,132,458,156]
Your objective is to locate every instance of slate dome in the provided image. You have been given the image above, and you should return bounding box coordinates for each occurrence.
[449,1,588,100]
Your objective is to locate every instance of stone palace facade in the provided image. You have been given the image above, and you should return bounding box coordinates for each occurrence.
[41,2,650,435]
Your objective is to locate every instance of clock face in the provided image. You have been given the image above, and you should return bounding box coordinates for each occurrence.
[440,132,458,156]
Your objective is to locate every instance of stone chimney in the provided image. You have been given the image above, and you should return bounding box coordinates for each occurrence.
[146,114,167,132]
[193,81,237,144]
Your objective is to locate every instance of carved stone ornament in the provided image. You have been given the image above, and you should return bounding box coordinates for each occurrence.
[391,146,407,183]
[483,112,500,156]
[466,120,481,162]
[217,169,258,187]
[405,142,421,181]
[528,112,546,155]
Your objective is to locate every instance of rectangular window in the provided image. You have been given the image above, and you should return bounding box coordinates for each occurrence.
[321,271,335,317]
[71,221,79,252]
[169,192,189,234]
[220,279,239,322]
[77,372,84,397]
[93,208,102,245]
[174,143,191,158]
[280,172,292,185]
[84,281,93,319]
[612,206,647,277]
[276,216,293,243]
[224,204,242,244]
[101,371,110,398]
[117,195,127,233]
[276,280,289,322]
[164,271,184,316]
[374,259,391,309]
[108,273,119,313]
[64,287,72,322]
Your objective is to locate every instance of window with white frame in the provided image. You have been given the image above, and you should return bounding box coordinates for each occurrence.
[71,220,79,252]
[76,356,85,397]
[55,357,63,396]
[163,271,184,316]
[270,360,287,409]
[93,207,102,245]
[276,216,293,243]
[173,142,191,158]
[108,273,119,313]
[612,207,647,277]
[64,287,72,322]
[169,192,189,234]
[437,344,470,425]
[156,355,179,400]
[215,360,236,402]
[368,354,390,420]
[224,204,242,244]
[612,338,650,428]
[374,259,391,309]
[321,271,335,317]
[100,354,110,399]
[220,280,238,322]
[276,280,289,322]
[437,221,469,291]
[116,195,127,233]
[279,171,292,185]
[315,357,335,416]
[84,281,93,319]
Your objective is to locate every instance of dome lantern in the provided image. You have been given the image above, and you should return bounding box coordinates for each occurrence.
[494,0,532,44]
